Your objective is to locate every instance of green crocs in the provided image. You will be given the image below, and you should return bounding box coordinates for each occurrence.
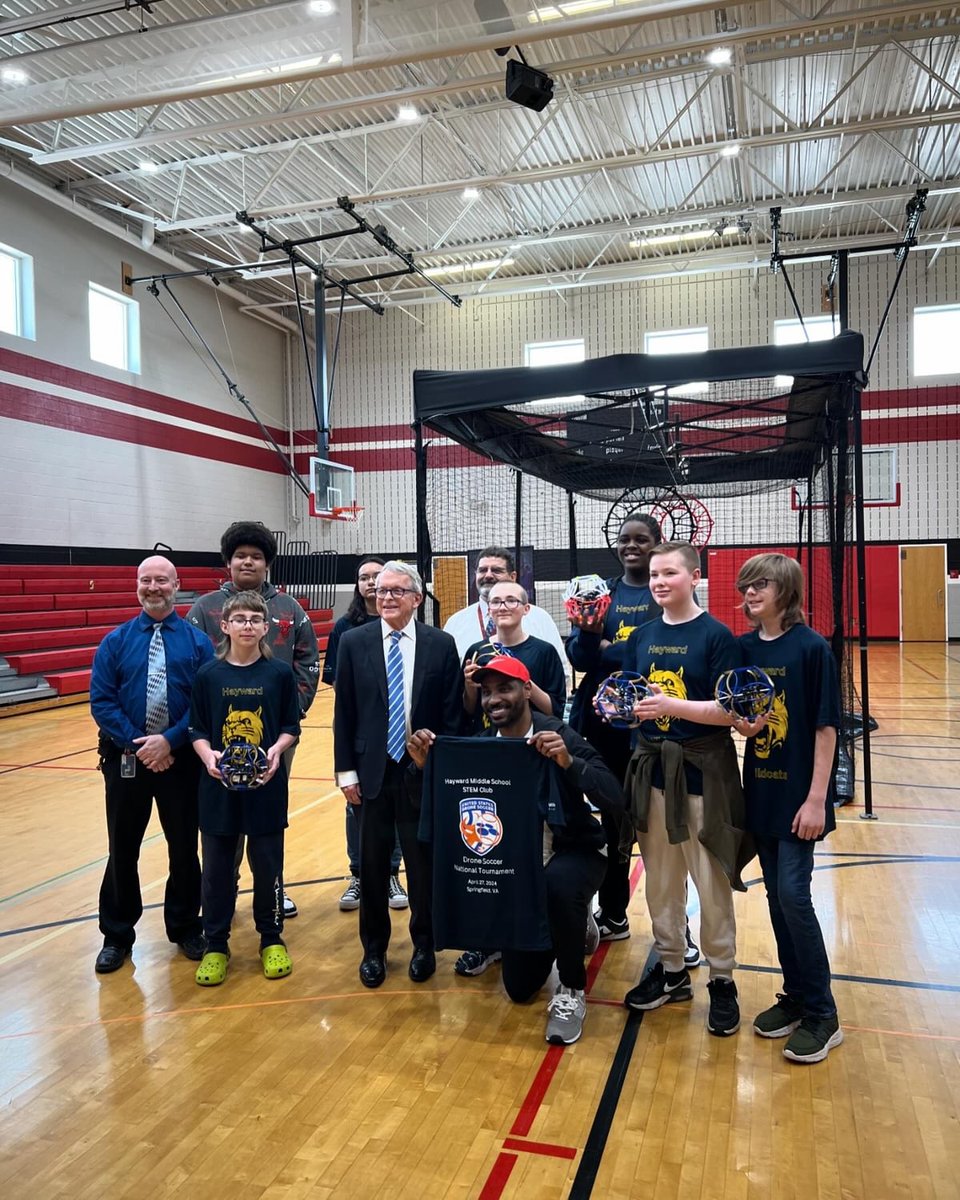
[261,943,292,980]
[195,951,229,987]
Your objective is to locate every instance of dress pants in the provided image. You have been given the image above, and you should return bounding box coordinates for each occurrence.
[638,787,737,979]
[501,847,607,1000]
[98,748,202,948]
[202,831,284,953]
[358,756,431,957]
[346,802,402,876]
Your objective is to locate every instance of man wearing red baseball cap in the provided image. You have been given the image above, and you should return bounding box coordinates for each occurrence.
[408,655,624,1045]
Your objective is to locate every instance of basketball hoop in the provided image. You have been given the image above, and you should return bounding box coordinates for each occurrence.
[330,503,364,523]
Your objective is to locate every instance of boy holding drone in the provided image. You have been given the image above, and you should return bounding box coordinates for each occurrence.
[735,553,843,1064]
[606,542,760,1037]
[189,590,301,987]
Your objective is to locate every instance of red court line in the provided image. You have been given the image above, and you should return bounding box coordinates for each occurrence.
[478,855,645,1198]
[502,1137,578,1160]
[478,1154,519,1200]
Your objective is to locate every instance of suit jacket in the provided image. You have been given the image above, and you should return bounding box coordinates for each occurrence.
[334,618,463,799]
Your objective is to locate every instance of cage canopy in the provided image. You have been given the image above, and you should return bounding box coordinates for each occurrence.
[413,330,866,501]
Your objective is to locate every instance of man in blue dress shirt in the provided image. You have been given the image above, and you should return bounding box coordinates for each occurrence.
[90,555,214,973]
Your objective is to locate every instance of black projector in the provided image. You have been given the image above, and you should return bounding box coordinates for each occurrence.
[505,58,554,112]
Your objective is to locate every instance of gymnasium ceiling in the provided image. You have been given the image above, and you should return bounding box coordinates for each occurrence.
[1,0,959,322]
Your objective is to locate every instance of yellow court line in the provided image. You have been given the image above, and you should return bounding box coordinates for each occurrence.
[0,787,343,966]
[836,818,960,830]
[0,986,472,1041]
[843,1023,960,1043]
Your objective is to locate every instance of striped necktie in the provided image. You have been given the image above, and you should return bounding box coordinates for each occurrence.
[484,610,496,637]
[144,623,169,734]
[386,629,406,762]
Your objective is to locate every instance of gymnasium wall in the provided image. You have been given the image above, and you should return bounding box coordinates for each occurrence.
[0,177,296,557]
[319,249,960,565]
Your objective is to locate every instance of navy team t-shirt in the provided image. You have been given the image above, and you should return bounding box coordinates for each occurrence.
[739,623,841,842]
[623,610,740,794]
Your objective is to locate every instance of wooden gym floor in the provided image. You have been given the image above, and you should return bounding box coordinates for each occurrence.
[0,643,958,1199]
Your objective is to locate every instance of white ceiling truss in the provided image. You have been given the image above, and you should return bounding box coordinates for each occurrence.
[2,0,959,318]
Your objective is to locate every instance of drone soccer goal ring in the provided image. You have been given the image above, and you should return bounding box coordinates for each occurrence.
[603,488,715,552]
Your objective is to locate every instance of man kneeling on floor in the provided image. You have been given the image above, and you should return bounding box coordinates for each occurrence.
[407,657,624,1045]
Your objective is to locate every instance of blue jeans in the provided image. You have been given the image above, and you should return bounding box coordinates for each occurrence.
[756,834,836,1019]
[346,802,401,875]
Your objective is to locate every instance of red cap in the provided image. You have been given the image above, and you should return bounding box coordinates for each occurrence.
[474,655,530,683]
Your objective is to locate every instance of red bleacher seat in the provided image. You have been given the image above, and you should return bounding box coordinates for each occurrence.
[42,669,92,696]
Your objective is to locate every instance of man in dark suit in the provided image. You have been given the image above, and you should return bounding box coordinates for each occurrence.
[334,560,462,988]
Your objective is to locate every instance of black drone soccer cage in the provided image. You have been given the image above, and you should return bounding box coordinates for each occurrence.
[412,330,873,813]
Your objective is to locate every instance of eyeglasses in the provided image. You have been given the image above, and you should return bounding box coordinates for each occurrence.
[227,615,267,627]
[488,597,523,609]
[736,578,770,595]
[375,587,417,599]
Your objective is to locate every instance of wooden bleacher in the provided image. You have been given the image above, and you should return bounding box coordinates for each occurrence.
[0,565,334,712]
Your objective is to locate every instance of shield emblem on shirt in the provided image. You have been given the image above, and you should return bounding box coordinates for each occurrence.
[459,797,503,856]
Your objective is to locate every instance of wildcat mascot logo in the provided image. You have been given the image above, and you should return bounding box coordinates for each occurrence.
[753,691,788,759]
[459,797,503,856]
[647,662,686,732]
[222,704,264,747]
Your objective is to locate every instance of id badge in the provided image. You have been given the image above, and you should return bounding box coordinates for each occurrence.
[121,751,137,779]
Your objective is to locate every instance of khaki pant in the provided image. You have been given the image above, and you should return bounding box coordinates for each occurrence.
[637,787,736,979]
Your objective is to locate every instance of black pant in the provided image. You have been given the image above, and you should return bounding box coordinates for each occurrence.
[202,831,285,954]
[502,847,607,998]
[358,758,432,958]
[596,809,631,921]
[97,748,202,948]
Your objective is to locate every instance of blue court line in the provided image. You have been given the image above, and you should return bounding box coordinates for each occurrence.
[735,962,960,994]
[0,874,350,939]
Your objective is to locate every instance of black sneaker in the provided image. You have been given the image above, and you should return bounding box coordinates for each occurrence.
[595,911,630,942]
[783,1014,843,1064]
[707,977,741,1037]
[753,993,805,1039]
[624,962,692,1010]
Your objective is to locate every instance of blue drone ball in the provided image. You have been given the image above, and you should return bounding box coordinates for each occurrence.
[593,671,651,729]
[219,741,269,790]
[714,666,776,720]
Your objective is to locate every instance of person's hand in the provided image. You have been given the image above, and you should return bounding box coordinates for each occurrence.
[146,753,175,773]
[632,682,671,722]
[406,729,436,769]
[463,658,481,690]
[570,610,604,634]
[133,733,171,769]
[792,796,826,840]
[528,730,573,769]
[342,783,362,806]
[261,743,283,784]
[730,713,768,737]
[202,749,223,780]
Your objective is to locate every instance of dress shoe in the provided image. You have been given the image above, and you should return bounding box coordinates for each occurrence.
[359,955,387,988]
[177,934,207,962]
[409,948,436,983]
[95,943,130,974]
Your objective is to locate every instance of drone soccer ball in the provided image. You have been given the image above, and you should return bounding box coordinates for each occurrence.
[470,640,515,668]
[594,671,651,729]
[563,574,612,625]
[219,741,269,790]
[714,666,776,720]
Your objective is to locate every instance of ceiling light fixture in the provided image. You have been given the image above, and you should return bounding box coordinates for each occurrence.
[630,230,713,248]
[463,187,480,200]
[396,104,419,122]
[423,257,515,276]
[706,47,733,65]
[1,66,29,85]
[307,1,336,15]
[528,0,615,22]
[720,143,741,157]
[138,159,160,173]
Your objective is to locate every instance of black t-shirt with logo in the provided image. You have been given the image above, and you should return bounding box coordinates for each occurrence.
[462,634,566,734]
[739,623,841,841]
[623,611,740,794]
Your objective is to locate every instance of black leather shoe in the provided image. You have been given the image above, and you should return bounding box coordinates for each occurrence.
[95,944,129,974]
[409,948,436,983]
[177,934,207,962]
[359,955,387,988]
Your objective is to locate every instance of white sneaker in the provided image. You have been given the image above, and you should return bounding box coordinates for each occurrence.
[339,876,361,911]
[388,874,409,910]
[545,984,587,1044]
[584,910,600,956]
